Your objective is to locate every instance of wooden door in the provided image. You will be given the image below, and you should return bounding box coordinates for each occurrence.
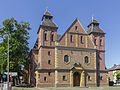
[73,72,80,86]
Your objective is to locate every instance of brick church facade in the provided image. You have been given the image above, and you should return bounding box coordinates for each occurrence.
[24,9,108,87]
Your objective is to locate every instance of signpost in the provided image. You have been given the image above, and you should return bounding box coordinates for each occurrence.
[5,72,17,76]
[4,72,17,90]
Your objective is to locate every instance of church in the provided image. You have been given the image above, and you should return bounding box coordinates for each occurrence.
[24,9,108,87]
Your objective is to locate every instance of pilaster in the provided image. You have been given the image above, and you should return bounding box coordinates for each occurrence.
[80,71,85,87]
[70,70,73,87]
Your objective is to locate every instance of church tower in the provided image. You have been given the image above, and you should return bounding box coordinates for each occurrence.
[37,9,58,47]
[36,9,58,87]
[87,17,106,86]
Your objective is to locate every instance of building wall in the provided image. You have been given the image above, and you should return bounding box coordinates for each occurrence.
[36,70,55,87]
[27,16,108,87]
[57,49,96,70]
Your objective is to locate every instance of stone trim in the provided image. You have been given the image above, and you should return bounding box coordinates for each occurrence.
[56,46,96,52]
[36,68,108,72]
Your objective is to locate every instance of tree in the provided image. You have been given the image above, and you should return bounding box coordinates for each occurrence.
[113,70,120,83]
[0,17,31,77]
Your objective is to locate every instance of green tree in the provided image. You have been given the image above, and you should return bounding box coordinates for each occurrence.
[0,17,31,77]
[113,70,120,83]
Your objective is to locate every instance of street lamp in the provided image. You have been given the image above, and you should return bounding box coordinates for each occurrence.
[7,34,9,90]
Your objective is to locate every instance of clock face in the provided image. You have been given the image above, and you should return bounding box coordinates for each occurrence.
[64,55,69,63]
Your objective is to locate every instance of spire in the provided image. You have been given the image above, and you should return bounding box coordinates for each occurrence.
[92,14,94,22]
[40,8,57,28]
[43,7,53,17]
[92,14,94,31]
[46,6,48,12]
[87,17,105,34]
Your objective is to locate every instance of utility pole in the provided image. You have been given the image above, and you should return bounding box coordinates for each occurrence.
[7,35,9,90]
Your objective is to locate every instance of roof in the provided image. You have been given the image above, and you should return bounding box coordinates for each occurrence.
[41,10,57,28]
[108,64,120,71]
[87,26,105,34]
[87,19,105,34]
[44,11,53,17]
[88,19,99,27]
[41,19,57,28]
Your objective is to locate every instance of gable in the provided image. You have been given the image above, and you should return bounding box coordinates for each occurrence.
[58,18,87,42]
[58,18,95,49]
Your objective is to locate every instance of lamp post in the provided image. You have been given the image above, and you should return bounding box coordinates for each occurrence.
[7,34,9,90]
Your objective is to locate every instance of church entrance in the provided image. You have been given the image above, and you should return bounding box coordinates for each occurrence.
[73,72,80,86]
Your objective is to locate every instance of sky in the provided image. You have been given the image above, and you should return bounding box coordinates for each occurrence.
[0,0,120,68]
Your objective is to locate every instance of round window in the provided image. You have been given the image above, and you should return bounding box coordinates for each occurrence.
[85,56,89,63]
[64,55,69,63]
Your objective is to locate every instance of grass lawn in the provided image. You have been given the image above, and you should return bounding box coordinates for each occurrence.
[12,86,120,90]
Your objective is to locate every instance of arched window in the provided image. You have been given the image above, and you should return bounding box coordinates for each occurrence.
[70,35,73,42]
[48,51,51,56]
[44,77,47,81]
[88,75,91,81]
[44,33,47,41]
[81,36,83,44]
[64,55,69,63]
[51,34,54,41]
[94,39,96,46]
[85,56,89,63]
[48,60,51,64]
[75,26,78,30]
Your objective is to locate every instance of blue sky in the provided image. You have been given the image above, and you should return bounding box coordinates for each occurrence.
[0,0,120,68]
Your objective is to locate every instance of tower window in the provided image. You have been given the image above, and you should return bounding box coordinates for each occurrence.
[70,35,73,42]
[81,36,83,44]
[88,75,91,81]
[44,33,47,41]
[100,39,102,46]
[48,51,51,56]
[48,72,51,76]
[63,76,67,81]
[48,60,51,64]
[44,77,47,81]
[75,26,78,30]
[85,56,89,64]
[51,34,54,41]
[94,39,96,46]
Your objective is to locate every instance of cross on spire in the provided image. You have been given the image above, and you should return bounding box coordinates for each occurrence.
[92,14,94,22]
[46,6,48,11]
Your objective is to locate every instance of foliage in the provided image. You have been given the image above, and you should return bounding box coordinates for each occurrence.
[113,70,120,83]
[0,17,31,76]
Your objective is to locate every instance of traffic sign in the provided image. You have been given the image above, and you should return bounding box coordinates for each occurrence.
[2,75,6,78]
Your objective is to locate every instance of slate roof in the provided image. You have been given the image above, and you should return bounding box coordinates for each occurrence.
[87,26,105,34]
[41,19,57,28]
[88,19,99,26]
[87,19,105,34]
[44,11,53,17]
[41,10,57,28]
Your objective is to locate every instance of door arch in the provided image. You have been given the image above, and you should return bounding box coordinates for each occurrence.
[73,72,80,86]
